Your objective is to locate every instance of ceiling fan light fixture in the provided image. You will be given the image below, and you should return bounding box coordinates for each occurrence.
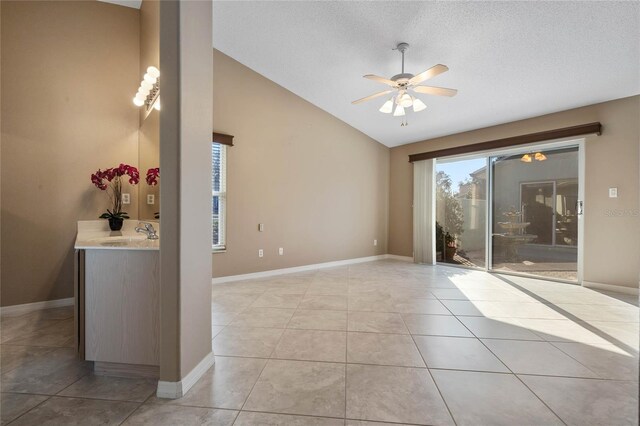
[413,98,427,112]
[534,152,547,161]
[379,98,394,114]
[351,43,457,123]
[399,93,413,108]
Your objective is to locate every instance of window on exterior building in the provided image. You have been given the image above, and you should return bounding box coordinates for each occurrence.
[212,142,227,250]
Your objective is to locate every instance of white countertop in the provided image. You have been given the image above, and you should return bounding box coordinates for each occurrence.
[75,220,160,250]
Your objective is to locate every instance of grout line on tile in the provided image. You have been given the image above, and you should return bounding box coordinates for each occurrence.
[115,400,163,426]
[471,335,569,425]
[235,408,348,423]
[398,310,458,426]
[2,394,52,425]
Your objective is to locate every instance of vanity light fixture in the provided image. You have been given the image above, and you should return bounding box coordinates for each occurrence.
[133,66,160,112]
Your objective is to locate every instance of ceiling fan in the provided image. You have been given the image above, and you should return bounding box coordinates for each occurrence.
[352,43,457,124]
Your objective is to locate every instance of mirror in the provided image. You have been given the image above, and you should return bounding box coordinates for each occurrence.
[138,109,159,220]
[138,0,160,221]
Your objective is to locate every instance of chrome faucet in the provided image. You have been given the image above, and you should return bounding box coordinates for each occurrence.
[135,222,159,240]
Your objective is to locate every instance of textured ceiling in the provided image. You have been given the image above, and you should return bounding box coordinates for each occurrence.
[213,1,639,147]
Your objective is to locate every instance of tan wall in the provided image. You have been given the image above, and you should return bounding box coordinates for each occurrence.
[1,1,140,306]
[138,0,160,221]
[389,96,640,289]
[212,50,390,278]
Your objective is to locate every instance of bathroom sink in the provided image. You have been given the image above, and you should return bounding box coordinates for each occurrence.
[88,235,149,246]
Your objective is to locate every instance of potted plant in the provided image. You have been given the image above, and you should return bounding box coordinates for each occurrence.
[436,221,445,260]
[436,221,457,261]
[91,164,140,231]
[145,167,159,186]
[445,236,457,260]
[145,167,160,219]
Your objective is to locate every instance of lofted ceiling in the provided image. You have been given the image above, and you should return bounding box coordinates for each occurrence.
[212,1,639,147]
[98,0,141,9]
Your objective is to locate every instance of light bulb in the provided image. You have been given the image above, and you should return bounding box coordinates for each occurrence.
[393,105,405,117]
[147,66,160,78]
[144,73,157,84]
[534,152,547,161]
[153,98,160,111]
[141,80,153,91]
[413,98,427,112]
[133,96,145,107]
[399,93,413,108]
[379,99,393,114]
[521,154,532,163]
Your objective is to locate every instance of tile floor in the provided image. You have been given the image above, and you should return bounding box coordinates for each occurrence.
[1,260,638,425]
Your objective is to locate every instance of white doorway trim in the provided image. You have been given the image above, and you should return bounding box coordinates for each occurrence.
[577,138,586,284]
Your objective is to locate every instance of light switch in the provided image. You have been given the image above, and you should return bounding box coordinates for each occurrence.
[278,247,284,255]
[374,239,378,246]
[258,223,264,232]
[609,187,618,198]
[122,193,130,204]
[147,194,155,205]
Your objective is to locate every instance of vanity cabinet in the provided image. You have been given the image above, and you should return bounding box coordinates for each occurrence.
[89,250,159,362]
[74,221,160,377]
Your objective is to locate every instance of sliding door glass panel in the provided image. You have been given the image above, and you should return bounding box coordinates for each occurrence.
[435,158,487,268]
[555,179,579,246]
[521,182,554,244]
[490,147,579,281]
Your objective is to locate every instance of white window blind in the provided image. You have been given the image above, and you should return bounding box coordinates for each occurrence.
[413,159,436,264]
[212,142,227,250]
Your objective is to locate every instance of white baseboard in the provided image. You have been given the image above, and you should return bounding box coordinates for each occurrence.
[385,254,413,262]
[212,254,391,284]
[1,297,74,317]
[583,281,639,296]
[156,351,215,399]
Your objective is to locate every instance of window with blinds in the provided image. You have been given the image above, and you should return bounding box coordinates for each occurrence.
[212,142,227,250]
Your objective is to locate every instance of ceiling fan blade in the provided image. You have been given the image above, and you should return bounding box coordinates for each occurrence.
[413,85,458,97]
[409,64,449,85]
[352,89,394,104]
[363,74,397,87]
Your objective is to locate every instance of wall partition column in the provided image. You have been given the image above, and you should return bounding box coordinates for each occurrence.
[413,159,436,264]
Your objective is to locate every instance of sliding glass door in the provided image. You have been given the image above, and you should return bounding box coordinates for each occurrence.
[491,147,579,281]
[435,143,581,282]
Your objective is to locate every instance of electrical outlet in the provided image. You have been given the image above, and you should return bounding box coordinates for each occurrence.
[278,247,284,255]
[258,249,264,258]
[147,194,155,205]
[374,239,377,246]
[122,193,130,204]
